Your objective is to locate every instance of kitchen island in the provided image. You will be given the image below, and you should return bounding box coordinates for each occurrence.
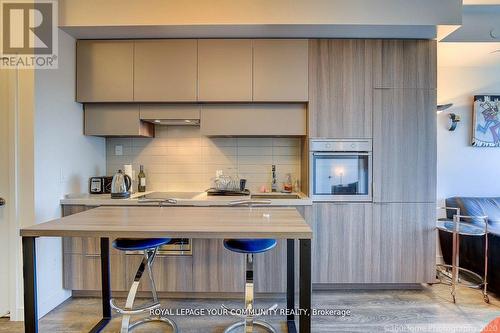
[20,206,312,333]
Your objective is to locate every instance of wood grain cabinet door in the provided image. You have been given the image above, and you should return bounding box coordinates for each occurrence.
[192,239,244,292]
[373,40,437,89]
[76,40,134,102]
[134,40,197,102]
[308,39,374,138]
[371,203,436,283]
[310,203,373,284]
[254,240,287,293]
[125,255,193,292]
[373,88,437,203]
[198,39,253,102]
[253,39,308,102]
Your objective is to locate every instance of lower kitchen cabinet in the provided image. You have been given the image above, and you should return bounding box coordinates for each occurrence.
[310,203,373,283]
[310,203,436,284]
[371,203,436,283]
[63,253,127,291]
[254,239,287,293]
[192,239,245,293]
[125,254,193,292]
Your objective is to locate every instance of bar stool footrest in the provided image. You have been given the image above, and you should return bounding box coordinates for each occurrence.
[110,299,161,315]
[224,320,277,333]
[129,316,178,332]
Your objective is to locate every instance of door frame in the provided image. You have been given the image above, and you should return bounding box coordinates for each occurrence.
[0,66,35,321]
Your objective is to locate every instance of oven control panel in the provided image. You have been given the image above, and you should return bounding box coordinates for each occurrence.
[310,139,372,152]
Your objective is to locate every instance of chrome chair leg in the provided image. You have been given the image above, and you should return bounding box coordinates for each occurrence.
[110,247,178,333]
[483,231,490,303]
[223,253,276,333]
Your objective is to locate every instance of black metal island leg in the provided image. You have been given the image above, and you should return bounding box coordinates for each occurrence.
[22,236,38,333]
[299,239,312,333]
[89,237,112,333]
[287,239,296,333]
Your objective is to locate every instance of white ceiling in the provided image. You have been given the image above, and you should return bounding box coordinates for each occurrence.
[438,42,500,66]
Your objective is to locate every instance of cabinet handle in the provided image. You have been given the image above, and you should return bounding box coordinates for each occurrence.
[0,198,5,206]
[85,254,100,258]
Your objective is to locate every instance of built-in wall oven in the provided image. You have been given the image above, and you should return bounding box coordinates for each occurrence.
[310,139,372,202]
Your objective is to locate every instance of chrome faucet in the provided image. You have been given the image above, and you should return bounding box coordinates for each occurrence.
[271,165,277,192]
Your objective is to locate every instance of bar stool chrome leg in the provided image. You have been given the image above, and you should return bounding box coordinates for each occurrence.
[223,254,277,333]
[110,247,178,333]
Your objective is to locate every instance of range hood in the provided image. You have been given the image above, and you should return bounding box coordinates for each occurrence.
[143,119,200,126]
[140,104,200,126]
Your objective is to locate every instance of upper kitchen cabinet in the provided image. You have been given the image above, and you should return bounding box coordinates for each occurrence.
[198,39,253,102]
[201,104,306,136]
[253,39,308,102]
[134,40,197,102]
[84,104,154,137]
[308,39,374,138]
[373,40,437,89]
[373,88,436,203]
[76,40,134,102]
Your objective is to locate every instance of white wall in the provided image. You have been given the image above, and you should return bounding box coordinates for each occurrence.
[34,30,106,317]
[437,43,500,202]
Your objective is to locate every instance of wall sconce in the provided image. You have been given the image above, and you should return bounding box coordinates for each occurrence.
[437,103,460,131]
[448,113,461,131]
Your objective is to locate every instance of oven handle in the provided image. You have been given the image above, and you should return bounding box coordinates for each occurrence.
[312,152,372,156]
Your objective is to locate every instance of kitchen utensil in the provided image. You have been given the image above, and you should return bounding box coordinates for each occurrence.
[111,169,132,199]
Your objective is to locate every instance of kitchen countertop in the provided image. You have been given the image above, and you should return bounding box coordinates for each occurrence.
[22,206,312,239]
[60,191,312,206]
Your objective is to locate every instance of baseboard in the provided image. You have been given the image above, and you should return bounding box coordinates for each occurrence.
[72,290,285,299]
[12,307,24,322]
[313,283,425,290]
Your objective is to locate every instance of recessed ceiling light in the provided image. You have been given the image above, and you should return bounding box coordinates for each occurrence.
[154,120,161,123]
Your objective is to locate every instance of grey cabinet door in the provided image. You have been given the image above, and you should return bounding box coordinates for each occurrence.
[76,40,134,102]
[198,39,253,102]
[308,39,374,138]
[84,104,154,137]
[253,39,308,102]
[373,39,437,89]
[371,203,436,283]
[373,88,437,203]
[134,40,197,102]
[200,103,306,136]
[310,203,373,283]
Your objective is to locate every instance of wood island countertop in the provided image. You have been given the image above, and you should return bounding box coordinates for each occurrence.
[20,206,312,239]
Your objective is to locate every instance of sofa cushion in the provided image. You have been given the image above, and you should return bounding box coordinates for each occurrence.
[446,197,500,235]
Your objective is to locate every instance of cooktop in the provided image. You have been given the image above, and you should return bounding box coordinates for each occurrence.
[138,192,203,200]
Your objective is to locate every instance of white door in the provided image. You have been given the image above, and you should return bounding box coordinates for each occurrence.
[0,68,14,316]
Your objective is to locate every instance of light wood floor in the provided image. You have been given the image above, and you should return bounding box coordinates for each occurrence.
[1,284,498,332]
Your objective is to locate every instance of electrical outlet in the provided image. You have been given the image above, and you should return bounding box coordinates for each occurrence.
[115,145,123,156]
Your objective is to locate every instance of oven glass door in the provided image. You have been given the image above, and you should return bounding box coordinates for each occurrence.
[312,152,372,201]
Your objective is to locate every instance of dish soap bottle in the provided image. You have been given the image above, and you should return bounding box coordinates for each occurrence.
[138,165,146,192]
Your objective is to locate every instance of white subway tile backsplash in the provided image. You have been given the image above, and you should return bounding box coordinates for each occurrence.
[106,126,301,192]
[237,138,273,147]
